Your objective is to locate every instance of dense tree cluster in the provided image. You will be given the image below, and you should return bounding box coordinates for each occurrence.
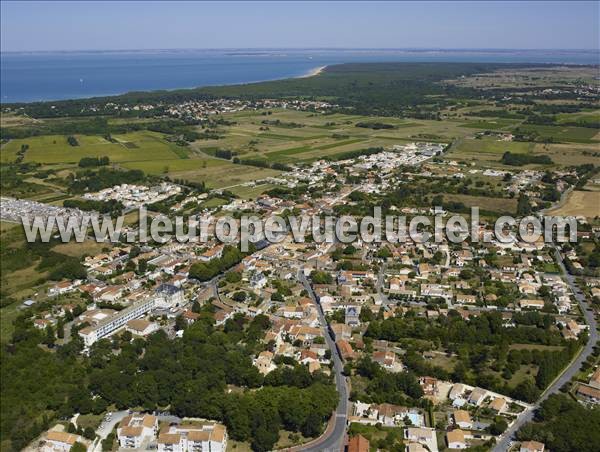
[78,156,110,168]
[63,198,124,216]
[1,310,337,452]
[516,394,600,452]
[353,357,424,404]
[189,245,253,281]
[68,168,145,193]
[364,311,579,402]
[501,151,553,166]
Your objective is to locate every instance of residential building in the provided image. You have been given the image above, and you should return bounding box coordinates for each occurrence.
[446,429,467,449]
[117,414,158,448]
[126,319,159,337]
[79,298,155,347]
[347,434,370,452]
[43,431,82,452]
[404,427,438,452]
[453,410,472,429]
[155,283,185,308]
[468,388,487,406]
[520,441,545,452]
[157,423,227,452]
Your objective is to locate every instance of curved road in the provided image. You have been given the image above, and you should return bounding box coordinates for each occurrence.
[298,270,349,452]
[493,249,598,451]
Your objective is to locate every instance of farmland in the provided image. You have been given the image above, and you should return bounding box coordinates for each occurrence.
[2,106,598,196]
[514,124,599,143]
[547,187,600,218]
[1,131,185,164]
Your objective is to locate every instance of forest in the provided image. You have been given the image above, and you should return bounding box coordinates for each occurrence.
[1,310,337,452]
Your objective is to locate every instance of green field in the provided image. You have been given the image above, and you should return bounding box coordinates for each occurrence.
[515,124,599,143]
[1,131,186,164]
[555,109,600,126]
[462,118,522,130]
[451,137,534,155]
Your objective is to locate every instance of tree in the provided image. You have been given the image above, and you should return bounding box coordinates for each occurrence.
[310,270,332,284]
[56,319,65,339]
[83,426,96,440]
[71,443,87,452]
[175,315,187,331]
[232,291,247,302]
[44,325,56,347]
[301,411,322,437]
[488,417,508,435]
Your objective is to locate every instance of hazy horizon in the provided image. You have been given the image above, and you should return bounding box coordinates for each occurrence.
[3,47,599,54]
[2,1,598,52]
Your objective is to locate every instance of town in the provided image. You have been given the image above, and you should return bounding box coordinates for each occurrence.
[4,136,598,452]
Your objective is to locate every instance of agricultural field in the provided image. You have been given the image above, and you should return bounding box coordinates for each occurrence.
[547,189,600,219]
[1,107,597,195]
[515,124,599,143]
[192,109,491,165]
[444,65,600,90]
[0,113,39,128]
[555,109,600,126]
[446,136,600,169]
[443,193,518,215]
[445,137,533,167]
[1,130,185,164]
[461,118,522,130]
[532,142,600,166]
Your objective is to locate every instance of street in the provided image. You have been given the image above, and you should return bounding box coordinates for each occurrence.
[298,269,349,452]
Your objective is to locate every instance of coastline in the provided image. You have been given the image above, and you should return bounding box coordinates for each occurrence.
[298,65,327,78]
[1,64,331,104]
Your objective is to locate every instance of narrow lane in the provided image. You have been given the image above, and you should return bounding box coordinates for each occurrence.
[493,248,598,451]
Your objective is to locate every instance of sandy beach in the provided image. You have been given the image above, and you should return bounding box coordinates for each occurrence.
[299,65,327,78]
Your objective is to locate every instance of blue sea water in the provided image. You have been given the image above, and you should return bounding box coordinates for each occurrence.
[1,48,598,103]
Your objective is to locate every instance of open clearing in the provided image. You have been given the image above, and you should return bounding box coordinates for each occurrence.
[443,193,518,214]
[547,190,600,218]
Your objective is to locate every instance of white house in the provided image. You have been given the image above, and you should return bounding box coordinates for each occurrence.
[117,414,158,448]
[43,431,82,452]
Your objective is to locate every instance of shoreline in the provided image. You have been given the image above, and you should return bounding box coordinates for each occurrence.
[298,65,327,78]
[1,64,331,105]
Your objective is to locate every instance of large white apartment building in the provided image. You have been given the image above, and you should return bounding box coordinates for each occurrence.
[157,423,227,452]
[117,414,158,448]
[79,297,155,347]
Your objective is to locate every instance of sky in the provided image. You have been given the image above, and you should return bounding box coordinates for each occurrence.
[1,1,598,52]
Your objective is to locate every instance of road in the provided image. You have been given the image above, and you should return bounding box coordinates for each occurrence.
[298,269,349,452]
[90,410,129,452]
[493,249,598,452]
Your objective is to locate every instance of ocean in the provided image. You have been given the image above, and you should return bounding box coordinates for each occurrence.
[1,48,598,103]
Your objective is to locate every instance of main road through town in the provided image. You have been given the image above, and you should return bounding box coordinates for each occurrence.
[298,269,349,452]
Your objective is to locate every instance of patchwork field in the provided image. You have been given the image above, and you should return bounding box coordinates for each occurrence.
[447,136,599,169]
[2,108,597,195]
[190,109,498,165]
